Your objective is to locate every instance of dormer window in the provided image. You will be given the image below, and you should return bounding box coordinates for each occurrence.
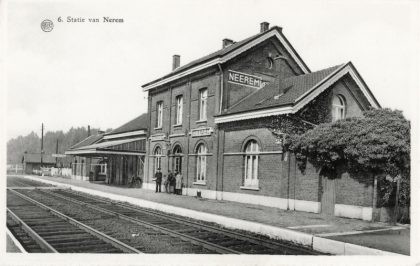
[332,95,346,122]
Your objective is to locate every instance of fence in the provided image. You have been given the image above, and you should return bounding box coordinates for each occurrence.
[6,164,24,174]
[35,167,72,178]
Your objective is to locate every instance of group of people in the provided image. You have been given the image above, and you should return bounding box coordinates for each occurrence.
[154,168,183,195]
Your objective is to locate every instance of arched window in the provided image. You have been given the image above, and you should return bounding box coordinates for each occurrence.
[244,140,259,188]
[196,143,207,182]
[173,145,182,174]
[153,146,162,174]
[332,95,346,122]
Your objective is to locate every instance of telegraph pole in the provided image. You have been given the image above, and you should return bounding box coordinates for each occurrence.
[41,123,44,169]
[55,138,59,167]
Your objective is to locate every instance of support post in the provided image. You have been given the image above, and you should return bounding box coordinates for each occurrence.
[372,175,378,222]
[394,178,401,225]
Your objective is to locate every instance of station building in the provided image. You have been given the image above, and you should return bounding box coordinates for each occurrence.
[65,114,148,184]
[141,22,381,221]
[23,153,56,174]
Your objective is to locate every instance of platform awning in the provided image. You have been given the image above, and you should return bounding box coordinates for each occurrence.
[65,137,146,156]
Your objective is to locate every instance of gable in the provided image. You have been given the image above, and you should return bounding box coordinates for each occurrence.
[221,38,305,110]
[142,26,310,91]
[214,62,380,124]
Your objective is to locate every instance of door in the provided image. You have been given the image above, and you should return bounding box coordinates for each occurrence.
[320,175,336,215]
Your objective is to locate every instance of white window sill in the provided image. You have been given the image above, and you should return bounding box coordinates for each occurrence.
[196,120,207,124]
[154,127,162,130]
[173,124,182,127]
[240,186,260,191]
[193,181,206,186]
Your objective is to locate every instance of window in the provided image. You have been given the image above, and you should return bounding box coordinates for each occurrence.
[153,146,162,174]
[332,95,346,122]
[175,95,183,125]
[244,140,259,188]
[156,101,163,128]
[196,143,207,182]
[199,88,207,121]
[173,145,182,173]
[99,163,107,175]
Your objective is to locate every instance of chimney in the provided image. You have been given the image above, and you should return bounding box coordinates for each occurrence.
[222,38,234,48]
[260,22,269,33]
[87,125,91,136]
[172,55,180,71]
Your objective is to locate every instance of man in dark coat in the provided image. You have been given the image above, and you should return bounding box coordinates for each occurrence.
[155,168,162,193]
[165,171,173,193]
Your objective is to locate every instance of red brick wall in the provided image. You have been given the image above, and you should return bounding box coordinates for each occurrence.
[222,127,283,197]
[147,72,220,191]
[335,171,374,207]
[222,39,299,110]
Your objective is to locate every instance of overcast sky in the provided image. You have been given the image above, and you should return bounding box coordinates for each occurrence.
[5,0,419,140]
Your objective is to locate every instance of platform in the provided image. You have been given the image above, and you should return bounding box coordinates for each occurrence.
[10,175,409,255]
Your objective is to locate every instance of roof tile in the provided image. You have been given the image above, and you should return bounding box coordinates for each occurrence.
[224,64,343,115]
[105,113,149,136]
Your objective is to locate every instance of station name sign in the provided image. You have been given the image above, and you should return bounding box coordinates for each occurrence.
[191,127,214,138]
[228,70,267,89]
[150,133,166,142]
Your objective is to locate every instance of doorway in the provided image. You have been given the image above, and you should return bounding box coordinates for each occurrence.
[173,145,182,174]
[320,172,336,215]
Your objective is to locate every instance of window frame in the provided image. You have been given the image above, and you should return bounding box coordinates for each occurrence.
[198,88,208,121]
[243,140,260,188]
[195,143,207,183]
[332,94,346,122]
[175,95,183,125]
[99,163,107,175]
[156,101,163,128]
[153,146,162,174]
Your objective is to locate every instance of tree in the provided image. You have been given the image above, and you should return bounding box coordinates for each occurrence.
[7,126,102,165]
[290,108,410,212]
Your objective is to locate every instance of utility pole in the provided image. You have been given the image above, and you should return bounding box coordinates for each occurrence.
[41,123,44,170]
[56,138,59,167]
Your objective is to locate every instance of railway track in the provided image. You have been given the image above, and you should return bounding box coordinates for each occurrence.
[9,187,324,255]
[7,176,53,188]
[7,189,141,253]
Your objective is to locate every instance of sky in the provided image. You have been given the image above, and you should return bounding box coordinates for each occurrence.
[4,0,420,140]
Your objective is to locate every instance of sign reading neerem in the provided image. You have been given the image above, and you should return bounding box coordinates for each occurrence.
[228,70,265,89]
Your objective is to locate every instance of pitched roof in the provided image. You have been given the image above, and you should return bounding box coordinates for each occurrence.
[224,64,344,115]
[142,26,310,90]
[69,134,104,150]
[24,153,56,164]
[105,113,149,136]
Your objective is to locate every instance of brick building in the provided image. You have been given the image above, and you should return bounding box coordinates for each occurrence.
[140,22,381,220]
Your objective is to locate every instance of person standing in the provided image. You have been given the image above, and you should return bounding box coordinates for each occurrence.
[155,168,162,193]
[175,171,183,195]
[165,171,173,193]
[169,172,176,193]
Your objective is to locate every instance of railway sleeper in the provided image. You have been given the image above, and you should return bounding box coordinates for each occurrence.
[217,239,247,247]
[29,225,77,231]
[46,236,96,244]
[42,233,91,241]
[57,245,118,253]
[51,239,107,248]
[38,230,86,237]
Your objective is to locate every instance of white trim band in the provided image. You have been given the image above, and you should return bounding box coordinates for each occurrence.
[103,130,146,140]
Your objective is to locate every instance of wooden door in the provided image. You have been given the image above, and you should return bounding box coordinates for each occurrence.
[321,175,336,215]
